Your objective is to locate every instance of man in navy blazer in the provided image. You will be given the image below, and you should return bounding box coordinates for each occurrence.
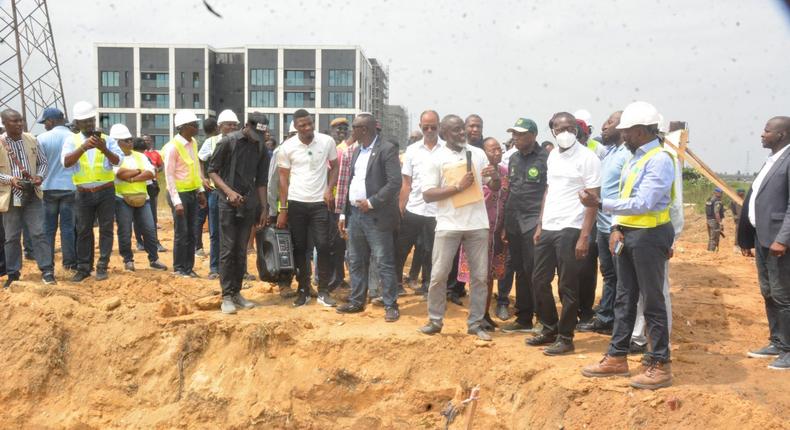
[738,115,790,370]
[335,113,402,321]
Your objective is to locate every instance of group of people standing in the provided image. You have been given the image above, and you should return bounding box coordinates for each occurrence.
[1,98,788,390]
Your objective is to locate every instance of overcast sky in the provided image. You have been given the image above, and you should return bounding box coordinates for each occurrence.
[45,0,790,173]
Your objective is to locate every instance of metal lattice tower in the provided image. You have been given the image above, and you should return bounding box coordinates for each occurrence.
[0,0,66,131]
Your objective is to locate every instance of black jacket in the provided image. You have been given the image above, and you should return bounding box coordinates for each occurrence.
[343,137,402,231]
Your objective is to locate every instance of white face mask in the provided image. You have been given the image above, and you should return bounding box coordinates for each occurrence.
[555,131,577,149]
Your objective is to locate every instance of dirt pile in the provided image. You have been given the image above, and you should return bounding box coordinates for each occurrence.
[0,209,787,429]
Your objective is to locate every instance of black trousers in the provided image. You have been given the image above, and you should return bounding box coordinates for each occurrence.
[608,223,674,362]
[289,200,331,295]
[218,200,255,297]
[578,225,599,321]
[532,228,582,340]
[396,210,436,288]
[170,190,198,273]
[507,226,537,326]
[327,210,346,288]
[75,186,115,274]
[0,215,5,276]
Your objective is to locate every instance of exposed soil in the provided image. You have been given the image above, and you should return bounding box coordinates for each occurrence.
[0,208,787,429]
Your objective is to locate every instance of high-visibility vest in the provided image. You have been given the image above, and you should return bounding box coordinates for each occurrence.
[614,146,675,229]
[72,133,115,185]
[115,152,148,195]
[167,137,202,192]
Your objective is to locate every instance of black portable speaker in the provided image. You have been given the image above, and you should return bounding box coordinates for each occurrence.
[256,226,295,283]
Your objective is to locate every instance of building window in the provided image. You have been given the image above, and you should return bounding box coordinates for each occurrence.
[328,92,353,108]
[283,114,294,137]
[152,135,169,150]
[250,69,275,86]
[250,90,275,107]
[141,114,170,129]
[285,70,315,86]
[193,72,200,88]
[328,70,353,87]
[285,92,314,108]
[99,113,125,130]
[141,72,169,88]
[141,93,169,108]
[101,71,120,87]
[193,94,201,108]
[100,92,120,108]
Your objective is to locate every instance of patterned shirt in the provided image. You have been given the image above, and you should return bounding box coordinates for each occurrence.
[0,133,48,204]
[334,141,358,216]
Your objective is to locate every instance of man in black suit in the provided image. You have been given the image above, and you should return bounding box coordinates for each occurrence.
[738,115,790,371]
[335,113,402,322]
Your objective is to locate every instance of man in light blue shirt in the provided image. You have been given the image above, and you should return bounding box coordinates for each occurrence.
[36,108,77,271]
[580,101,675,390]
[578,110,631,335]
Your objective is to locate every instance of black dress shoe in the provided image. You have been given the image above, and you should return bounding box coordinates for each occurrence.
[447,294,463,306]
[629,341,647,354]
[337,303,364,314]
[70,271,90,282]
[384,307,400,322]
[526,332,557,346]
[419,321,442,335]
[577,316,613,334]
[544,339,575,356]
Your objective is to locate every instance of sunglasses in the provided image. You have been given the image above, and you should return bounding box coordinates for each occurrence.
[421,125,437,131]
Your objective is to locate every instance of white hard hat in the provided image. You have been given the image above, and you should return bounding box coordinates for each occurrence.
[616,101,661,129]
[174,110,199,128]
[109,123,132,140]
[574,109,592,125]
[217,109,239,124]
[289,121,296,133]
[72,101,97,120]
[657,113,669,134]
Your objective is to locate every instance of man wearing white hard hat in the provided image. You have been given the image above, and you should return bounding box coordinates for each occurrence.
[0,108,55,287]
[109,124,168,273]
[580,101,676,389]
[62,101,123,282]
[198,109,239,279]
[164,110,207,278]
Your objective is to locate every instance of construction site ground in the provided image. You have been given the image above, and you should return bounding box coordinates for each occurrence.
[0,207,788,429]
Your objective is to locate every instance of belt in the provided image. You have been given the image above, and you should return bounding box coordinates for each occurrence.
[76,182,114,193]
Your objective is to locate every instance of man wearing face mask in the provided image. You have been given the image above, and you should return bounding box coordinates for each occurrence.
[418,114,501,341]
[526,112,600,356]
[580,101,676,389]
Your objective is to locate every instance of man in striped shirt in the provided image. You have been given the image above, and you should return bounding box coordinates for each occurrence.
[0,109,54,287]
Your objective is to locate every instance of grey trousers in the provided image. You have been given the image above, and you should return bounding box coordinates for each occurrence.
[427,228,489,329]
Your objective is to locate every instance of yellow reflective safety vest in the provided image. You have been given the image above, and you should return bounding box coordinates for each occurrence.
[115,152,148,195]
[167,137,202,192]
[614,146,675,229]
[72,133,115,185]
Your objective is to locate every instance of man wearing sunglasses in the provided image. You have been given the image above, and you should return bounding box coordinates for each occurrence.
[396,110,444,296]
[164,111,207,278]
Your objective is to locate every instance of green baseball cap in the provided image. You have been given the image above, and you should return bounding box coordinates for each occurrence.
[507,118,538,134]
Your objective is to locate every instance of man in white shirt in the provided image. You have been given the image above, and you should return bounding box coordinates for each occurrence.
[527,112,601,356]
[418,115,501,341]
[396,110,444,295]
[738,116,790,370]
[276,109,339,307]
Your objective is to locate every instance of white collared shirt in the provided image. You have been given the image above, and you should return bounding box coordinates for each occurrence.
[402,138,445,217]
[276,132,337,203]
[349,137,377,205]
[541,142,601,231]
[749,144,790,227]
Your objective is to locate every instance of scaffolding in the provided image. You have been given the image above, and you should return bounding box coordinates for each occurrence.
[0,0,66,131]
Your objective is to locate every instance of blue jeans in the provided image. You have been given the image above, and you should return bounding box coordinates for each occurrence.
[43,190,76,269]
[207,189,220,273]
[3,198,53,277]
[594,230,617,325]
[346,207,398,308]
[116,197,159,263]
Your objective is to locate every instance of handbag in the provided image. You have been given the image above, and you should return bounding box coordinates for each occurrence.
[122,193,148,208]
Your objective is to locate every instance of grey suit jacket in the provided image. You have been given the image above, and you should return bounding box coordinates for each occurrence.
[737,146,790,249]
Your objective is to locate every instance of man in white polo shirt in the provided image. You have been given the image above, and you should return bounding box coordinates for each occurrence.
[276,109,339,307]
[396,110,444,296]
[418,114,501,341]
[526,112,601,356]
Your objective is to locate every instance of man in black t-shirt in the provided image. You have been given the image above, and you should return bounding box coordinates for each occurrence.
[207,113,271,314]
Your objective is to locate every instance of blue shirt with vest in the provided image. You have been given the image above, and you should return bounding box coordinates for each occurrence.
[596,143,632,233]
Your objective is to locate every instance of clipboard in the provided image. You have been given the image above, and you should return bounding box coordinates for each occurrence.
[442,160,483,208]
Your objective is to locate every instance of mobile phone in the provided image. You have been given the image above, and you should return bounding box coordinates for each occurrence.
[614,240,624,256]
[92,130,103,139]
